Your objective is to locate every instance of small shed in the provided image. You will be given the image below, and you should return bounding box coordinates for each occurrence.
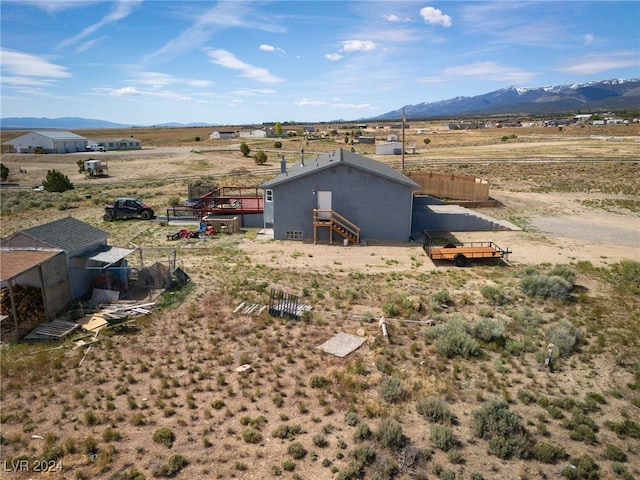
[238,129,267,138]
[376,141,403,155]
[2,131,87,153]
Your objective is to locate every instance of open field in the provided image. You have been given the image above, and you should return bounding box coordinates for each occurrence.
[1,123,639,480]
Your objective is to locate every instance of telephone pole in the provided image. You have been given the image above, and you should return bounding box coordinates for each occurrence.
[401,106,405,171]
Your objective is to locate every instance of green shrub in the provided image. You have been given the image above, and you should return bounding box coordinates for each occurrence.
[547,321,582,355]
[472,400,531,459]
[152,428,175,449]
[108,467,145,480]
[604,418,640,439]
[380,377,407,404]
[274,141,282,148]
[242,428,263,444]
[239,142,251,157]
[310,375,329,388]
[287,441,307,459]
[531,442,568,463]
[43,169,74,192]
[472,317,505,342]
[345,411,360,426]
[429,425,459,451]
[425,319,480,358]
[416,397,456,425]
[376,417,405,450]
[282,459,295,471]
[431,288,452,306]
[603,443,627,462]
[520,274,572,301]
[254,150,268,165]
[480,285,507,305]
[354,422,372,443]
[561,454,599,480]
[153,454,187,477]
[272,423,303,440]
[549,264,577,283]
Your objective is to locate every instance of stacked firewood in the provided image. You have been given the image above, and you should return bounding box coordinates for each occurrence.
[0,285,46,340]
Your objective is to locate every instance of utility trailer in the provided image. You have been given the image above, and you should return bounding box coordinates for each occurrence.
[423,231,511,267]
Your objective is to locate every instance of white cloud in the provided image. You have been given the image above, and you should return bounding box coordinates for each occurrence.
[58,0,142,50]
[558,50,639,75]
[111,87,143,96]
[332,103,372,110]
[325,53,343,61]
[1,49,71,78]
[232,88,277,96]
[420,6,452,28]
[260,44,285,54]
[206,49,283,83]
[381,14,411,23]
[133,71,214,88]
[340,40,377,52]
[434,61,536,83]
[295,98,327,107]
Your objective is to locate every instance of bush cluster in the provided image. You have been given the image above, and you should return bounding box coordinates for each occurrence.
[429,425,459,451]
[380,377,407,404]
[547,321,582,355]
[472,400,531,459]
[425,319,480,358]
[416,397,457,425]
[376,417,406,450]
[520,271,573,301]
[152,428,175,449]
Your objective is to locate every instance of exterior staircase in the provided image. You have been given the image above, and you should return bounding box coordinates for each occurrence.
[313,209,360,245]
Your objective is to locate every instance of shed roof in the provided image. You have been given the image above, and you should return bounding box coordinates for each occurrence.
[0,249,63,282]
[78,245,135,267]
[261,148,421,189]
[18,217,108,253]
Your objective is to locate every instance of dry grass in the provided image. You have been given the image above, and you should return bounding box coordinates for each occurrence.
[1,122,639,479]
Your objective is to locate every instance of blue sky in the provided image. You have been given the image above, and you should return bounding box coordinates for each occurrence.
[1,1,638,126]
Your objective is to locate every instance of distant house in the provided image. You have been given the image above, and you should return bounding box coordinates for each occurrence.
[357,136,375,144]
[376,141,403,155]
[238,129,267,139]
[2,131,87,153]
[387,134,399,142]
[211,131,236,139]
[261,149,420,243]
[1,217,133,300]
[88,137,142,151]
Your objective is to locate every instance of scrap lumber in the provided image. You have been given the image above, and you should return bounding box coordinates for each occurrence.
[24,320,79,340]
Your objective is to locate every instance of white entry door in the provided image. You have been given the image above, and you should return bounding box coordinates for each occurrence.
[317,191,332,219]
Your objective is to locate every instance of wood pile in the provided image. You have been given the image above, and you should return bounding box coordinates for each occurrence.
[0,285,46,340]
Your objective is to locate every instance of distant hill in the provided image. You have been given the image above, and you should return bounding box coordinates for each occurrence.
[369,78,640,121]
[0,117,216,130]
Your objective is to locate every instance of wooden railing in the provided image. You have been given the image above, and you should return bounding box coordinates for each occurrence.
[313,209,360,245]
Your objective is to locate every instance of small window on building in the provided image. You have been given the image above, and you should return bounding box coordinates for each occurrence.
[285,230,303,240]
[266,189,273,202]
[331,168,337,174]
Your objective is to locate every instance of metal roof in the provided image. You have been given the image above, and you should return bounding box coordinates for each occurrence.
[33,131,86,140]
[78,245,135,267]
[0,249,63,282]
[261,148,421,189]
[19,217,108,253]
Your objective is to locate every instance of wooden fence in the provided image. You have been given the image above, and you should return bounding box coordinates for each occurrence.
[406,171,490,201]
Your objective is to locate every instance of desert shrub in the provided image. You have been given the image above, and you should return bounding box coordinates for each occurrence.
[472,317,505,342]
[425,319,480,358]
[520,274,572,301]
[354,422,372,443]
[153,454,187,477]
[549,264,577,284]
[350,443,377,468]
[272,423,303,439]
[376,417,406,450]
[42,169,74,192]
[108,468,145,480]
[282,459,295,471]
[517,389,537,405]
[561,454,599,480]
[152,428,175,448]
[380,377,407,404]
[602,443,627,462]
[254,150,268,165]
[416,397,456,425]
[547,321,582,355]
[531,442,568,463]
[609,260,640,295]
[375,357,394,375]
[312,434,329,448]
[274,141,282,148]
[287,441,307,459]
[611,462,634,480]
[102,428,122,442]
[242,428,263,444]
[429,425,459,451]
[431,288,452,306]
[345,411,360,426]
[604,418,640,438]
[472,400,531,459]
[310,375,329,388]
[239,142,251,157]
[480,285,507,305]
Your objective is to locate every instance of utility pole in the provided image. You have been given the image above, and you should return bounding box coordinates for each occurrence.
[401,106,405,171]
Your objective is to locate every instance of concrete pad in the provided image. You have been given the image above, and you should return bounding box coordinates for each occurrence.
[318,332,366,357]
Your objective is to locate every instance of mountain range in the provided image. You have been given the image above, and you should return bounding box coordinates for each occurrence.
[1,79,638,129]
[371,78,640,121]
